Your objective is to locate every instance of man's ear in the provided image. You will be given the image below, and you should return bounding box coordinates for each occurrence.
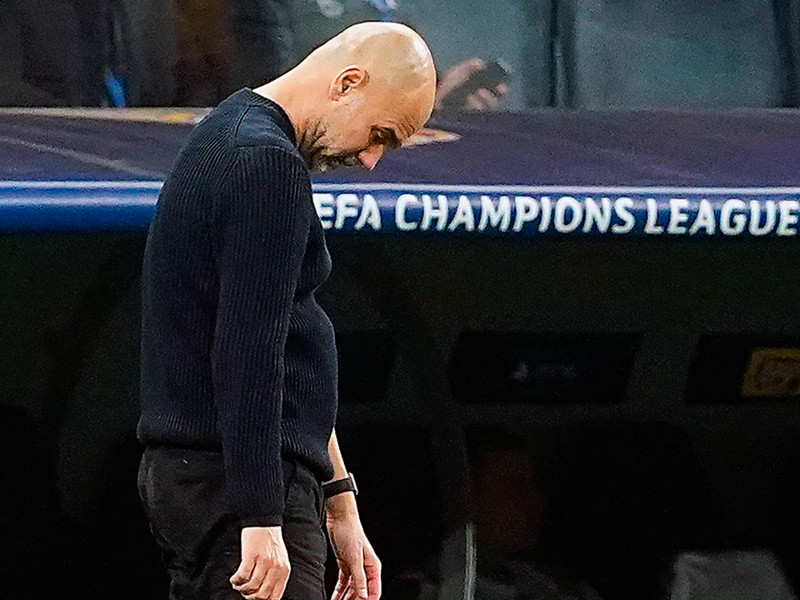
[330,66,369,99]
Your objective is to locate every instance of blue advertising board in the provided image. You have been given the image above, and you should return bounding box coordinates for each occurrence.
[1,106,799,237]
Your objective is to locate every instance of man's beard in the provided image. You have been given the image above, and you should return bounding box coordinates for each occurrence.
[299,121,361,173]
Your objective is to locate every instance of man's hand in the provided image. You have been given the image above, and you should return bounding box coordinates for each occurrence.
[230,526,291,600]
[436,58,509,111]
[327,496,382,600]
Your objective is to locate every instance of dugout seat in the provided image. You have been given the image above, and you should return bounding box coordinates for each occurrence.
[556,0,787,108]
[539,422,723,600]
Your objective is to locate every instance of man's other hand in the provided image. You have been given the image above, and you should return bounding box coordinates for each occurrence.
[230,526,291,600]
[436,58,509,111]
[327,499,382,600]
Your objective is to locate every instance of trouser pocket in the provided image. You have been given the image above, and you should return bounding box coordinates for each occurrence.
[282,463,327,600]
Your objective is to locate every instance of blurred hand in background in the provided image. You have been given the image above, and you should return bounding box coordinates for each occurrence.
[435,58,509,111]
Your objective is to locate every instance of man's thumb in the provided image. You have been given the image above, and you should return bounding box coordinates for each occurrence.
[230,555,255,586]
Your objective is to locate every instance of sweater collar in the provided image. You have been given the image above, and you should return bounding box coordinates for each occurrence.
[238,88,298,147]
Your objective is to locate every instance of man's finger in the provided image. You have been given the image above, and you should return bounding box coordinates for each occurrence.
[367,576,381,600]
[331,573,351,600]
[349,556,369,599]
[235,557,270,595]
[264,564,291,600]
[465,93,484,110]
[231,554,256,586]
[461,57,485,75]
[474,88,499,109]
[365,558,382,600]
[338,583,352,600]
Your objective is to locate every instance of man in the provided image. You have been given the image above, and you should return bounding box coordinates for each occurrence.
[285,0,509,110]
[464,428,601,600]
[224,0,506,112]
[138,21,436,600]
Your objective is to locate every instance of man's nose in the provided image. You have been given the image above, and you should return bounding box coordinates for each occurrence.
[357,145,385,170]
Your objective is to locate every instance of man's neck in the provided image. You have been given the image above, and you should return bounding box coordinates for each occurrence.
[252,77,308,146]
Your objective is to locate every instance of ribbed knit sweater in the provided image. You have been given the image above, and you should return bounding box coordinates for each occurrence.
[138,89,337,527]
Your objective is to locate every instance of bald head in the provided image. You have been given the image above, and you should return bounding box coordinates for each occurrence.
[309,22,436,92]
[255,22,437,172]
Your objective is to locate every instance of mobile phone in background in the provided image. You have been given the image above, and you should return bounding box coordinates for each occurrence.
[439,59,511,109]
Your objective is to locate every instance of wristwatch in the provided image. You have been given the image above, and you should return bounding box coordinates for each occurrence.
[323,472,358,499]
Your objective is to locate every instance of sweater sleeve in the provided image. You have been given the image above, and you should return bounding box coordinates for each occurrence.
[211,146,311,527]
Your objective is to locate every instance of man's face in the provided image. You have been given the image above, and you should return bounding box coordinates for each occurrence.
[469,449,546,553]
[299,81,426,173]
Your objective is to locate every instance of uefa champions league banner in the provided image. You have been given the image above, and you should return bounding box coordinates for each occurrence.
[3,107,800,237]
[313,184,800,238]
[1,181,799,238]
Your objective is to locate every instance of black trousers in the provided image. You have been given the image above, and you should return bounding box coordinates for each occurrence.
[138,446,327,600]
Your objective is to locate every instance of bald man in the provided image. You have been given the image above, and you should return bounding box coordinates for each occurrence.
[137,22,436,600]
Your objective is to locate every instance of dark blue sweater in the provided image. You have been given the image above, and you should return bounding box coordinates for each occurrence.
[139,89,337,527]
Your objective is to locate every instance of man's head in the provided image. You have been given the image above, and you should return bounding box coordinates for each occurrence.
[257,22,436,172]
[465,428,546,554]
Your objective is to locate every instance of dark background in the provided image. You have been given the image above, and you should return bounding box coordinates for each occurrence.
[2,234,800,599]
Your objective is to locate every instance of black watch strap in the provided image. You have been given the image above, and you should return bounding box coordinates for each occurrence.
[322,472,358,499]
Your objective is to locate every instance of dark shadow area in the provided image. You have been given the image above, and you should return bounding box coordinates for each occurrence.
[466,426,602,600]
[336,330,397,404]
[0,405,97,599]
[86,434,169,600]
[539,422,723,600]
[771,438,800,593]
[332,424,444,598]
